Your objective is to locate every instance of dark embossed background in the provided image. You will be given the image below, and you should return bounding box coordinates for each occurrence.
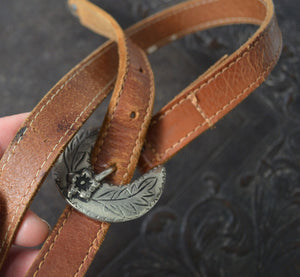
[0,0,299,276]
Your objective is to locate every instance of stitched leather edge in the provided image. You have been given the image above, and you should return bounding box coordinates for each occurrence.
[148,34,282,164]
[121,48,155,183]
[32,208,73,277]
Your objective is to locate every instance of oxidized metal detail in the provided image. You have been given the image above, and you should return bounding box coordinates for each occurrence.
[54,129,166,223]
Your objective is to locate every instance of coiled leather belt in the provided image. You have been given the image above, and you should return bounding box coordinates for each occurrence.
[0,0,282,275]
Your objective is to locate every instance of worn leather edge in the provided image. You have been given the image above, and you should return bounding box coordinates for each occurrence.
[140,14,282,170]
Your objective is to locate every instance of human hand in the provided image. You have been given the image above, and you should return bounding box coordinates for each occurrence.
[0,113,50,277]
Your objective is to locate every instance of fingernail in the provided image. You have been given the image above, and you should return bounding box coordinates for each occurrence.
[41,218,52,234]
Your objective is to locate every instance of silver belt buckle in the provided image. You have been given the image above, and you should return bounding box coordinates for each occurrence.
[54,129,166,223]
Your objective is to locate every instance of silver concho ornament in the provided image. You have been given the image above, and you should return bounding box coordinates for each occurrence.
[53,129,166,223]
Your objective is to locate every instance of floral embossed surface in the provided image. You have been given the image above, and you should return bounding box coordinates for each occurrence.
[0,0,299,276]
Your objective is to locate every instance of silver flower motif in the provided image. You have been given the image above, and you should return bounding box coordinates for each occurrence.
[67,169,101,201]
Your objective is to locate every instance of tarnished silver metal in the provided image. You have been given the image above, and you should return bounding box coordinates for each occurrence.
[54,129,166,223]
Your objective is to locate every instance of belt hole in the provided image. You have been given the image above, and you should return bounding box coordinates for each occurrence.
[139,67,144,73]
[130,111,136,119]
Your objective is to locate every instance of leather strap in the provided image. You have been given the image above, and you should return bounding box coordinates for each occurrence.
[137,0,282,170]
[0,0,282,276]
[0,0,155,270]
[69,0,155,183]
[26,2,156,276]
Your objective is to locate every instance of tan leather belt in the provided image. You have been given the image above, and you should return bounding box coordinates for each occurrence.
[0,0,282,275]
